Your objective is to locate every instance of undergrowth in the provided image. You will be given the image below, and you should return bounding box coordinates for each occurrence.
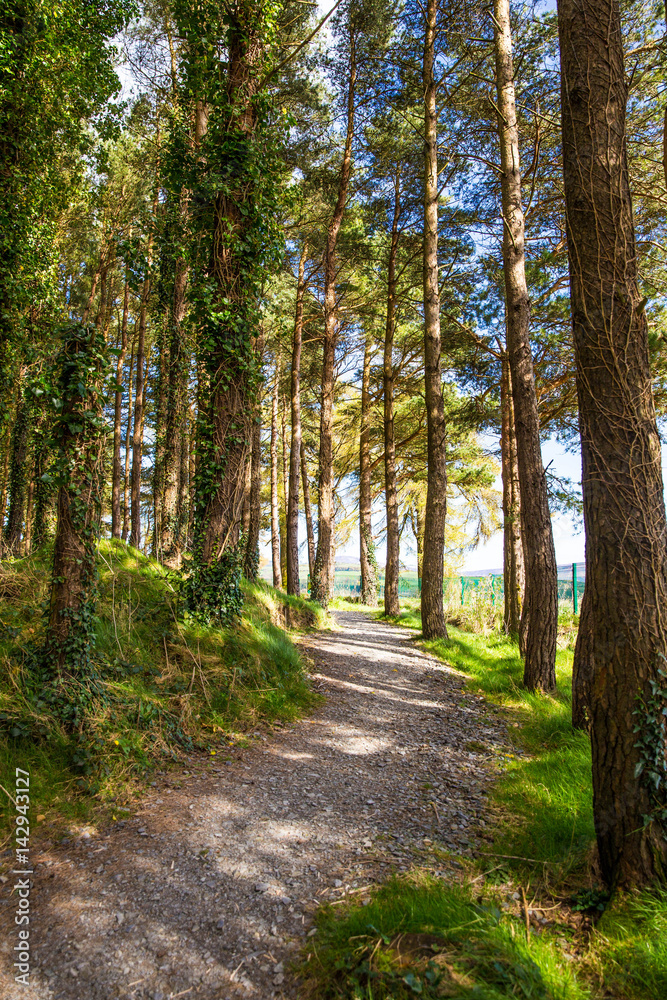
[301,603,666,999]
[0,540,325,839]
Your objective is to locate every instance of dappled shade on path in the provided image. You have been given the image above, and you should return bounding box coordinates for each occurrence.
[0,611,511,1000]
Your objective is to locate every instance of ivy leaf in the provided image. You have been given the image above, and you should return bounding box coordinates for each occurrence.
[402,972,423,994]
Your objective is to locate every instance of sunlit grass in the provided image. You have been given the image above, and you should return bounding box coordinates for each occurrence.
[302,875,592,999]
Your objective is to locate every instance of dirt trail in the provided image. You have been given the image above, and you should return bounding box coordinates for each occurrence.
[0,610,511,1000]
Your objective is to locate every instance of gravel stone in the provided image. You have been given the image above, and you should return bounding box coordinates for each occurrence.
[0,610,511,999]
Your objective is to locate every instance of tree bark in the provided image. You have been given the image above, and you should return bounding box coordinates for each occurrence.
[301,446,315,586]
[194,18,260,568]
[312,27,356,608]
[410,503,424,588]
[0,403,12,549]
[286,244,307,595]
[111,277,130,538]
[244,332,264,580]
[500,349,524,638]
[493,0,558,689]
[270,367,282,589]
[4,386,29,555]
[359,332,376,604]
[241,457,251,536]
[179,404,191,549]
[280,394,288,584]
[384,165,401,617]
[187,402,196,550]
[129,278,149,550]
[571,582,593,730]
[152,320,169,557]
[557,0,667,886]
[45,328,107,685]
[81,263,101,325]
[22,450,35,556]
[421,0,448,640]
[159,258,189,567]
[243,406,261,580]
[122,330,136,543]
[32,423,53,549]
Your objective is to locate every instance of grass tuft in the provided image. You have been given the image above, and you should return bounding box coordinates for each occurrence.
[302,876,591,999]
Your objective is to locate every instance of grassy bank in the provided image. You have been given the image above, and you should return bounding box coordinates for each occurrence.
[0,540,325,840]
[301,603,667,999]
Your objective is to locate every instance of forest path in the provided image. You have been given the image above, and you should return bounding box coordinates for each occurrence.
[1,610,511,1000]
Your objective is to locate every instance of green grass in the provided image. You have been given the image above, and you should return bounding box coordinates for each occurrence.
[0,540,326,840]
[596,889,667,998]
[303,876,591,999]
[301,601,667,1000]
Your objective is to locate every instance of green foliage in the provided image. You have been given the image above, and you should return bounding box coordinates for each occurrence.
[0,0,136,350]
[181,540,245,625]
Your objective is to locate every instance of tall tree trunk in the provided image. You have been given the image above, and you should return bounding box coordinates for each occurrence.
[159,259,189,567]
[194,18,260,570]
[384,165,401,617]
[138,352,148,549]
[312,28,356,608]
[81,263,101,324]
[111,277,130,538]
[558,0,667,887]
[286,245,307,595]
[23,457,35,556]
[242,418,258,573]
[122,330,136,543]
[179,404,191,549]
[571,583,593,730]
[493,0,558,689]
[32,424,52,549]
[359,332,376,604]
[129,279,149,550]
[95,265,108,331]
[663,7,667,193]
[410,503,424,589]
[244,332,264,580]
[44,327,107,686]
[0,405,12,549]
[280,394,288,584]
[421,0,448,640]
[301,447,315,586]
[188,402,197,550]
[270,368,282,589]
[4,385,29,555]
[500,349,524,638]
[152,321,169,557]
[241,458,251,536]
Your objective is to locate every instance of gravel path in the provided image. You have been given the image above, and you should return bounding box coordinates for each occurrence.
[0,610,511,1000]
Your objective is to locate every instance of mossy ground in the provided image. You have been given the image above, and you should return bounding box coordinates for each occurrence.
[0,539,326,842]
[300,602,667,1000]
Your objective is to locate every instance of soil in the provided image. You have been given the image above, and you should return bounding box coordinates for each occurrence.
[0,610,512,1000]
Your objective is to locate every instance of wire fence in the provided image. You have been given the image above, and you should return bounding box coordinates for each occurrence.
[307,562,585,612]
